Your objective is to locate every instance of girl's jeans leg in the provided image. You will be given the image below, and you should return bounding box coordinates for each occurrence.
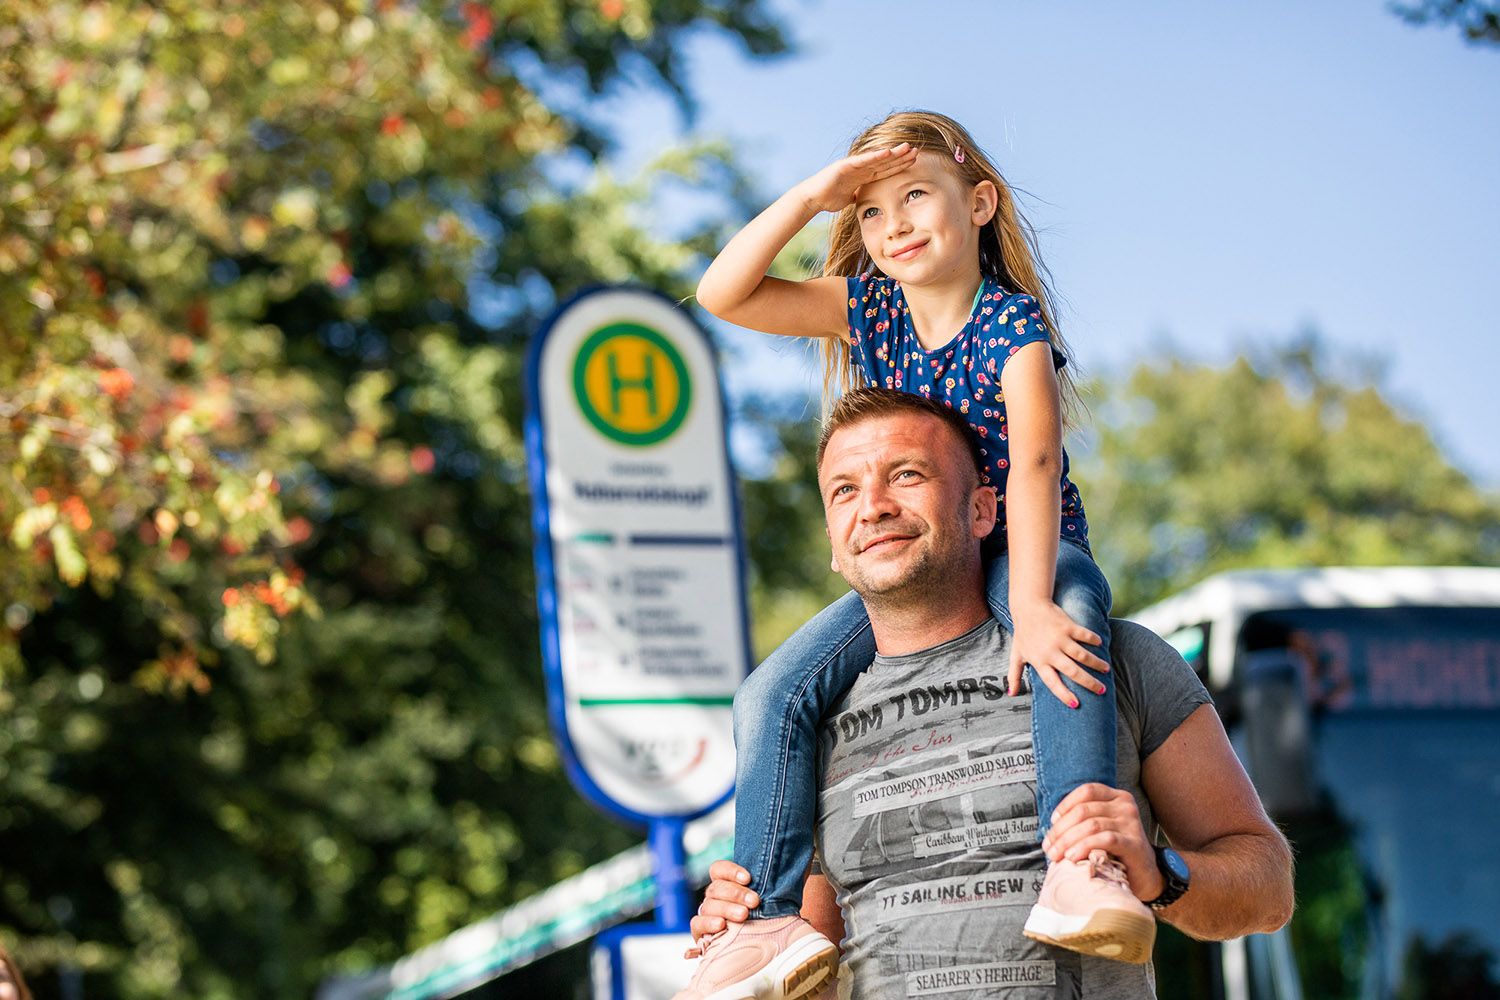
[987,540,1116,836]
[732,589,876,917]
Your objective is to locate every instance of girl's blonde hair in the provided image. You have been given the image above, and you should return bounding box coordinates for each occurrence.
[819,110,1081,427]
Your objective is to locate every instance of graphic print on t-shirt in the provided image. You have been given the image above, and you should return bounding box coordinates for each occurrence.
[815,620,1159,999]
[816,627,1075,998]
[821,698,1038,884]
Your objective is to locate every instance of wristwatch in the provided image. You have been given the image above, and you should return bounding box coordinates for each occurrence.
[1146,845,1190,910]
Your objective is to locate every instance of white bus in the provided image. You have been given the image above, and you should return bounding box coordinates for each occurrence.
[1130,566,1500,1000]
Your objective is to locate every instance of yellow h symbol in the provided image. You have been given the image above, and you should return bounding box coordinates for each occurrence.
[573,323,691,446]
[607,348,657,417]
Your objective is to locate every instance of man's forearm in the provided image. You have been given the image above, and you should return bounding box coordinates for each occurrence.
[1158,829,1294,940]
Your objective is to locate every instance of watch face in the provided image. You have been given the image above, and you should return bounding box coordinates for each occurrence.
[1162,847,1190,883]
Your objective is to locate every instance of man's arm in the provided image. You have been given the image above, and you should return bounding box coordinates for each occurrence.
[801,874,844,1000]
[1042,704,1295,940]
[801,872,845,946]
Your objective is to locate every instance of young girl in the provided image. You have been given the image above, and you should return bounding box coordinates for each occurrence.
[679,111,1152,999]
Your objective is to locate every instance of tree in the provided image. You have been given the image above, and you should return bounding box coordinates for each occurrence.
[0,1,786,995]
[738,394,849,660]
[737,334,1499,639]
[1077,336,1500,614]
[1393,0,1500,46]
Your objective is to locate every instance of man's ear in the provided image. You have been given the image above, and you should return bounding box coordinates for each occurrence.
[971,180,999,227]
[972,484,999,539]
[826,525,840,574]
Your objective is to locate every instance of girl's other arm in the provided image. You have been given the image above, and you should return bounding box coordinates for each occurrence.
[696,144,918,339]
[1000,342,1108,704]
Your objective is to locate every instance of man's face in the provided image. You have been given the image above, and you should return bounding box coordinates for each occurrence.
[818,411,995,600]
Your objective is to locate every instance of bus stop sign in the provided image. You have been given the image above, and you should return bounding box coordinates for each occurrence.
[524,286,750,826]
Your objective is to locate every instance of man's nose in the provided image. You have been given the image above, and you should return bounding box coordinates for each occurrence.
[857,481,900,521]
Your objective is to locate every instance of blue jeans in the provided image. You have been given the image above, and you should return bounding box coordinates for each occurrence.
[731,539,1115,916]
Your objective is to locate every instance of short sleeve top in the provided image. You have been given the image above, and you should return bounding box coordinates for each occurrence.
[846,274,1090,548]
[812,618,1212,997]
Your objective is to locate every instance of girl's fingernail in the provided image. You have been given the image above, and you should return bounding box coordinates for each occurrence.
[1070,697,1080,709]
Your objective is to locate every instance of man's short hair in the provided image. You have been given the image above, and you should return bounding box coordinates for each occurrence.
[816,387,986,483]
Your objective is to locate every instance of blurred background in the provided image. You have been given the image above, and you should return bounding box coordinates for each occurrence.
[1,0,1496,997]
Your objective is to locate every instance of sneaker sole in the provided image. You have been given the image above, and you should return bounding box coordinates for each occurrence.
[1023,906,1157,965]
[779,939,839,1000]
[694,933,840,1000]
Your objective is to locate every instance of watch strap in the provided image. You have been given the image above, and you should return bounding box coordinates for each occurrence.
[1146,845,1189,910]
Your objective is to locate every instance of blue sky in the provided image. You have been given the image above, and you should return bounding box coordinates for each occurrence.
[598,0,1499,486]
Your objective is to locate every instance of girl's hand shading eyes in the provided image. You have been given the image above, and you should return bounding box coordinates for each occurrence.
[796,143,920,216]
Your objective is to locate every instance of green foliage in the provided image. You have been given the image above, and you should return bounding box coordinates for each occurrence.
[1078,337,1500,614]
[1398,932,1500,999]
[735,334,1500,645]
[0,0,786,995]
[738,395,848,660]
[1278,812,1370,1000]
[1393,0,1500,46]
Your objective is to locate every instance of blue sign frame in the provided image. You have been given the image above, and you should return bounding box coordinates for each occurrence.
[523,284,752,829]
[591,924,697,1000]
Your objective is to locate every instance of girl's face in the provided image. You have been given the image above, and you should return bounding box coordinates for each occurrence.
[852,150,996,288]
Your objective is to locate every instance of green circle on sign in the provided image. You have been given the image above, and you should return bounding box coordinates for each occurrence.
[572,323,692,446]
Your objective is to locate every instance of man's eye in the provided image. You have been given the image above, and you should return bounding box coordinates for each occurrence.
[833,484,855,498]
[896,470,921,481]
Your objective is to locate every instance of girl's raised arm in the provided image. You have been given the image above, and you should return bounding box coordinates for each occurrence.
[696,144,918,340]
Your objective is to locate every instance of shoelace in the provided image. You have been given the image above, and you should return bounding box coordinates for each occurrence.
[683,927,725,961]
[1089,850,1133,892]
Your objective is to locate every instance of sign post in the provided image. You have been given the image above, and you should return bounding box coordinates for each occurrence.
[524,286,749,996]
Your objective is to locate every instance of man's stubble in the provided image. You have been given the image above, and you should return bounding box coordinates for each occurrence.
[843,494,981,617]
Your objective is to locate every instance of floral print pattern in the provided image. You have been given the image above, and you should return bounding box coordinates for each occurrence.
[846,273,1090,548]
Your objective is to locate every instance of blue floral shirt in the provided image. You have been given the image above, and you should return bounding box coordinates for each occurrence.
[845,273,1090,549]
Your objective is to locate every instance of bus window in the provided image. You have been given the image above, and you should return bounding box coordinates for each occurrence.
[1164,624,1211,683]
[1237,606,1500,999]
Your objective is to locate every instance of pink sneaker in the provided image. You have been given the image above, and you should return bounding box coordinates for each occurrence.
[673,914,838,1000]
[1023,850,1156,964]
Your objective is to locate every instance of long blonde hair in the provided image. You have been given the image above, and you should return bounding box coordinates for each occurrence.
[819,110,1081,427]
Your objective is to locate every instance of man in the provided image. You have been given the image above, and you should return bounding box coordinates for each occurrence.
[679,387,1293,999]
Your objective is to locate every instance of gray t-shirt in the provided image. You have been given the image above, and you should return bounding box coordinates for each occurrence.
[814,618,1211,999]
